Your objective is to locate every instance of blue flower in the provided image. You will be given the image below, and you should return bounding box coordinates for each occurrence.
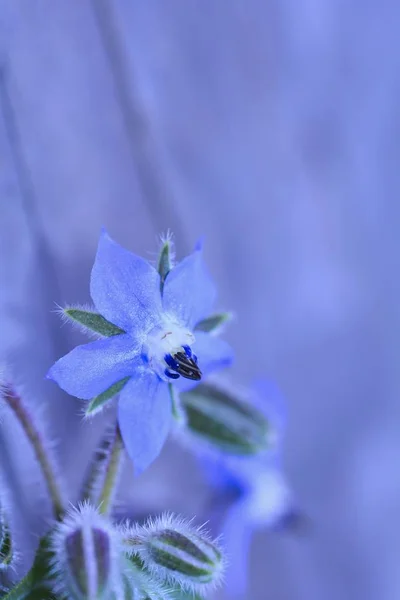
[47,230,233,473]
[199,380,297,599]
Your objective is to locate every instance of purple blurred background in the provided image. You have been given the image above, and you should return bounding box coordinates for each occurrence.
[1,1,400,598]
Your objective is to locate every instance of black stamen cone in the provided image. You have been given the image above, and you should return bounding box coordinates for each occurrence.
[172,351,202,381]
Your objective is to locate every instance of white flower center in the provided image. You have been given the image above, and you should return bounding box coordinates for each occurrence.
[144,320,201,382]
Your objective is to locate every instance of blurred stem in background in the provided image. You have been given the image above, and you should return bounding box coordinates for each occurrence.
[91,0,188,248]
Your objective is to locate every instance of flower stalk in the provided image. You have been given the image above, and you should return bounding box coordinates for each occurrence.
[1,383,64,520]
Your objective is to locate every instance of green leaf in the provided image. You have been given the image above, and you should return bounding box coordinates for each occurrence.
[64,308,125,337]
[180,383,273,455]
[85,377,130,416]
[2,536,53,600]
[0,527,12,569]
[194,312,233,334]
[0,508,14,571]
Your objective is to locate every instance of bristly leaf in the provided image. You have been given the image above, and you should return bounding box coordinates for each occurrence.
[194,313,232,334]
[0,508,13,570]
[1,536,54,599]
[86,378,130,417]
[157,235,174,295]
[63,307,126,337]
[180,383,273,455]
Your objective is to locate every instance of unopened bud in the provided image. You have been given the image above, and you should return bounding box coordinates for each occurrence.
[50,503,122,600]
[180,382,274,455]
[122,514,224,595]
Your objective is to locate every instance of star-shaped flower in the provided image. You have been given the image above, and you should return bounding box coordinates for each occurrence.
[47,230,233,473]
[197,380,301,599]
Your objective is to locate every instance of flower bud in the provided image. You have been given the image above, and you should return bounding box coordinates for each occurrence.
[122,513,224,595]
[180,382,274,455]
[50,503,123,600]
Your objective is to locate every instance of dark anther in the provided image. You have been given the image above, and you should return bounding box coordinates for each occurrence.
[165,368,180,380]
[165,354,180,370]
[183,345,192,358]
[172,350,202,381]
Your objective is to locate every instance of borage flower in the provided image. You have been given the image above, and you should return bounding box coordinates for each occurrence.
[47,230,233,473]
[183,380,301,599]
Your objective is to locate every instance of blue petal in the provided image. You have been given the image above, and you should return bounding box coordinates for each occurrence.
[221,501,253,599]
[90,229,162,333]
[117,373,171,474]
[47,334,141,399]
[176,332,233,392]
[162,248,216,328]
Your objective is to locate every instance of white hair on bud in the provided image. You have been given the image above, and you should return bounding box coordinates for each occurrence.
[121,512,225,595]
[49,502,124,600]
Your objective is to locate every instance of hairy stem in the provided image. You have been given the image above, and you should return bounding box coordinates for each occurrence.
[2,385,64,520]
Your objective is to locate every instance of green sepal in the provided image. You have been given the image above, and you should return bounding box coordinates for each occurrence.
[157,238,174,294]
[86,377,130,417]
[180,383,273,455]
[194,312,232,334]
[64,308,125,337]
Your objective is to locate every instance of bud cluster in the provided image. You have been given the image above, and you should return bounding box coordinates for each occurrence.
[49,505,224,600]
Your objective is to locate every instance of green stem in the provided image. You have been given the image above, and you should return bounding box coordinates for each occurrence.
[98,424,124,515]
[3,386,64,520]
